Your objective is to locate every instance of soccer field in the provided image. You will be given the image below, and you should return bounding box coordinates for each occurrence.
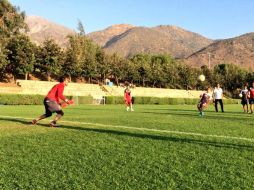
[0,104,254,189]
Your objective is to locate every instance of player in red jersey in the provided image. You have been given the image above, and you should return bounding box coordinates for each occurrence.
[248,82,254,114]
[31,76,72,127]
[124,86,134,111]
[197,87,213,116]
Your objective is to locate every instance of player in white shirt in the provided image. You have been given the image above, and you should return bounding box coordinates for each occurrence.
[213,83,224,112]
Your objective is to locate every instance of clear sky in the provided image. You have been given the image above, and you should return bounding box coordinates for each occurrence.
[9,0,254,39]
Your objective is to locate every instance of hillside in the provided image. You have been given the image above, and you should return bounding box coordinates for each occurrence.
[25,16,75,47]
[184,33,254,69]
[103,25,212,58]
[25,16,254,67]
[87,24,135,47]
[25,16,212,58]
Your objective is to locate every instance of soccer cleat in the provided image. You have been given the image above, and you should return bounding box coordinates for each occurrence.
[49,121,58,127]
[31,119,37,125]
[199,112,204,117]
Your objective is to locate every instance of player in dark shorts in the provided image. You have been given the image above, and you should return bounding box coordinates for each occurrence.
[197,87,213,116]
[31,76,72,127]
[248,82,254,114]
[240,84,249,113]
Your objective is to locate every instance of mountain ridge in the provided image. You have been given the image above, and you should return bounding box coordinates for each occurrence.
[25,15,254,69]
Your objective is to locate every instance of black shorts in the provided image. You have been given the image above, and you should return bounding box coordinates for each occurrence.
[241,99,249,105]
[198,101,207,108]
[249,99,254,105]
[44,98,61,115]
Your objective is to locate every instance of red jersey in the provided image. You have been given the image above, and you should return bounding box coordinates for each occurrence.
[124,89,131,101]
[46,83,66,103]
[249,88,254,99]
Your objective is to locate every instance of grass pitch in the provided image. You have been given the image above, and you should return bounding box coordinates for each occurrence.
[0,104,254,189]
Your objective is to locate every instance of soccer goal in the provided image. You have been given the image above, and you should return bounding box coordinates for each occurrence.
[92,96,105,105]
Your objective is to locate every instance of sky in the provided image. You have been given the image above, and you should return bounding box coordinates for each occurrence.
[9,0,254,39]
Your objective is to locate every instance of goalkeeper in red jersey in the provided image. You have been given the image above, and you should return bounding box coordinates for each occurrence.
[124,86,134,111]
[31,76,73,127]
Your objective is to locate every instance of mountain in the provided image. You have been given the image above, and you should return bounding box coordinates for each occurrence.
[184,33,254,69]
[101,25,213,58]
[25,16,75,47]
[87,24,135,47]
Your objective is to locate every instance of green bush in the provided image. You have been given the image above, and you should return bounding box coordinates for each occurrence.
[105,96,240,105]
[223,99,240,104]
[0,94,44,105]
[105,96,124,104]
[0,94,240,105]
[0,94,94,105]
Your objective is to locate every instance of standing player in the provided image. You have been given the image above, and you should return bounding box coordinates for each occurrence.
[213,83,224,112]
[124,86,134,111]
[197,87,213,116]
[31,76,72,127]
[248,82,254,114]
[240,83,249,113]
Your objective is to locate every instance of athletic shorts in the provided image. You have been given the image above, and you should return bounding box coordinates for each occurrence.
[249,98,254,104]
[241,99,249,105]
[198,102,207,108]
[125,99,132,105]
[44,98,61,115]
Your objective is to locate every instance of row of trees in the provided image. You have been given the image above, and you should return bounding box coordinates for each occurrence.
[1,0,253,97]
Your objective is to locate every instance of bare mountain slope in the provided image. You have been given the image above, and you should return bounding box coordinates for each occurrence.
[184,33,254,69]
[103,25,212,58]
[87,24,134,47]
[25,16,75,47]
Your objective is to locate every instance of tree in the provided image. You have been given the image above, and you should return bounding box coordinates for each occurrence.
[131,54,152,87]
[108,53,125,86]
[214,63,248,91]
[177,63,196,90]
[0,0,27,81]
[81,39,99,83]
[0,0,27,38]
[6,34,35,80]
[36,39,63,81]
[64,33,99,82]
[0,43,8,78]
[63,35,84,81]
[96,49,111,82]
[77,19,85,35]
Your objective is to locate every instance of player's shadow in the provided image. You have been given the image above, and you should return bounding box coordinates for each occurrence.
[146,108,246,115]
[1,117,253,151]
[0,117,50,128]
[59,125,254,151]
[141,110,252,122]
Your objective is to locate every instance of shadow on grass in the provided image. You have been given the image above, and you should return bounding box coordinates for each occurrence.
[0,117,50,128]
[145,107,247,115]
[0,117,253,151]
[141,110,253,122]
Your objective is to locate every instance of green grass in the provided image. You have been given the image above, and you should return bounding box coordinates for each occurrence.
[0,104,254,189]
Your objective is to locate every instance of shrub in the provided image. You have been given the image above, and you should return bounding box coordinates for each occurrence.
[0,94,44,105]
[0,94,94,105]
[0,94,239,105]
[105,96,240,105]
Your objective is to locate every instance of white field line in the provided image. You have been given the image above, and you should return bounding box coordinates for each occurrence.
[0,115,254,143]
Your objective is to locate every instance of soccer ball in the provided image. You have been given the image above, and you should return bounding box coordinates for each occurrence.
[239,93,243,98]
[198,75,205,82]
